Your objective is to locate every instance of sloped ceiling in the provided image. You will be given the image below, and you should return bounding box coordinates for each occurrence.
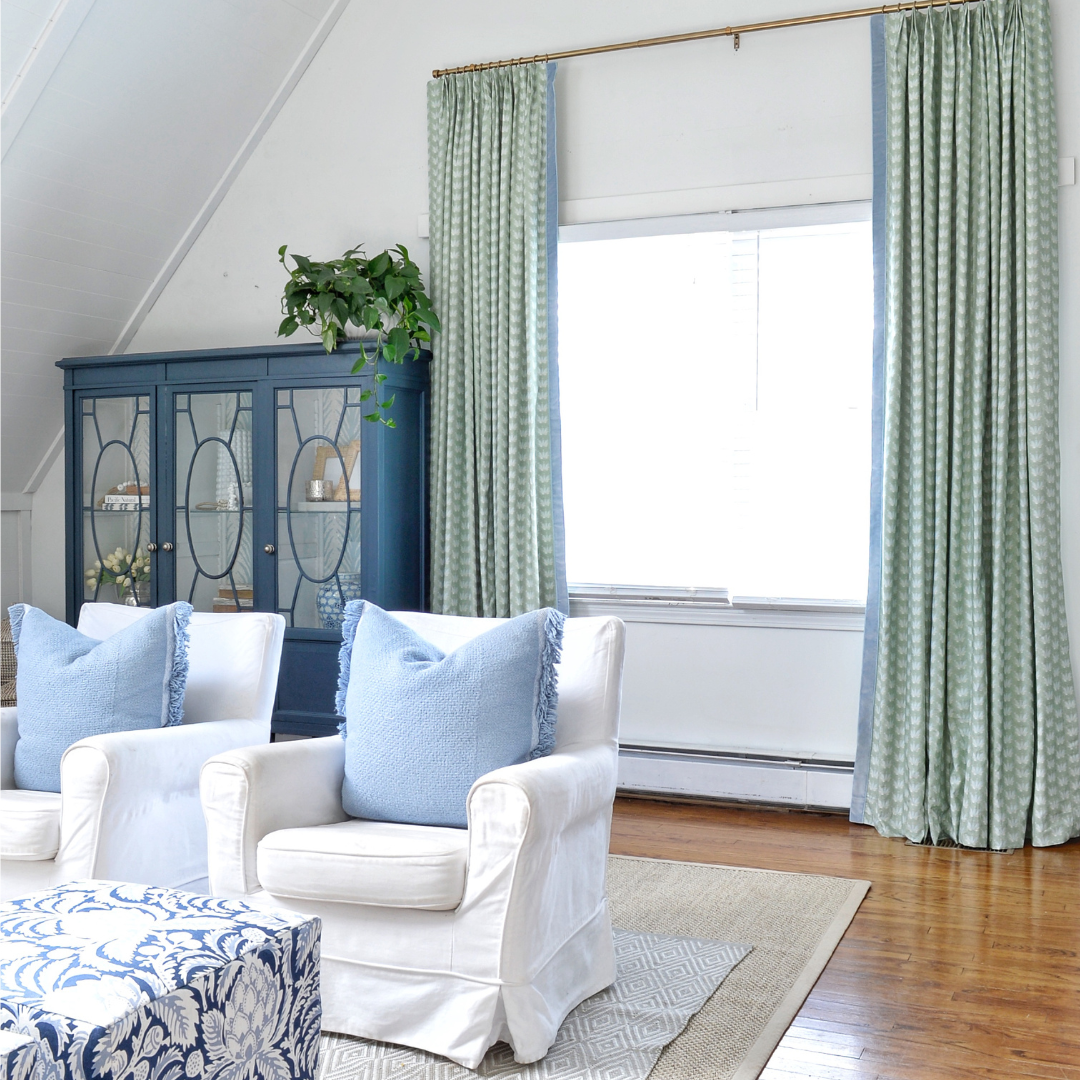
[1,0,348,493]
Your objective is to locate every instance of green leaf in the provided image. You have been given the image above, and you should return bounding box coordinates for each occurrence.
[384,275,406,301]
[387,326,410,361]
[277,316,298,337]
[321,325,336,354]
[385,417,396,429]
[369,252,391,277]
[374,373,387,383]
[379,394,396,409]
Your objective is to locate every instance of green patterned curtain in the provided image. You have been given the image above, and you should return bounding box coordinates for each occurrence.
[426,63,566,618]
[864,0,1080,848]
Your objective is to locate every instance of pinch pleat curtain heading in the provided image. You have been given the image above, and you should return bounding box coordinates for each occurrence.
[426,62,567,618]
[859,0,1080,848]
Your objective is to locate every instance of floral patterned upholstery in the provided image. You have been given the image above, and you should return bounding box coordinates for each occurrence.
[0,881,321,1080]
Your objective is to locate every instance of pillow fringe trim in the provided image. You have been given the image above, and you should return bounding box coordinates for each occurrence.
[166,602,193,727]
[532,607,565,759]
[7,604,26,656]
[336,600,366,734]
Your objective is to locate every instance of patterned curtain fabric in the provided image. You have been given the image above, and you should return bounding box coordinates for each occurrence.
[427,63,566,618]
[864,0,1080,848]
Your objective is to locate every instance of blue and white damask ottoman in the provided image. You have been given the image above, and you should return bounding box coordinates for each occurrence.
[0,882,321,1080]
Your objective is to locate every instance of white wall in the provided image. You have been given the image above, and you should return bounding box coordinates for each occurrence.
[26,0,1079,763]
[29,454,66,620]
[615,618,864,760]
[2,453,67,623]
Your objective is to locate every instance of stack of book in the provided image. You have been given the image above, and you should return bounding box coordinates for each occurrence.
[97,483,150,510]
[212,586,254,612]
[100,493,150,510]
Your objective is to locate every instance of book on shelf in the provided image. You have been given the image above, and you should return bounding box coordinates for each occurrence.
[212,596,254,612]
[218,585,253,599]
[213,585,254,612]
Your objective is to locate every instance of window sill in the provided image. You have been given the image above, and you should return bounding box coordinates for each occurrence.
[568,585,866,630]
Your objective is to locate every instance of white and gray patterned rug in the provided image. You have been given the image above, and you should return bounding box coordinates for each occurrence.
[318,928,751,1080]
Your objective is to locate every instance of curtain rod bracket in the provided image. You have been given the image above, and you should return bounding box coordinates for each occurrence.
[733,31,741,51]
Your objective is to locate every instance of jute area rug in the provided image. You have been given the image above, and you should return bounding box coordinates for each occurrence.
[319,855,870,1080]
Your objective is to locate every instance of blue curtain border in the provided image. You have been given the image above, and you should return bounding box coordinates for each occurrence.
[546,62,569,615]
[850,14,886,823]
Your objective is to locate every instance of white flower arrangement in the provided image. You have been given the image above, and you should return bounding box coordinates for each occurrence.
[85,546,152,591]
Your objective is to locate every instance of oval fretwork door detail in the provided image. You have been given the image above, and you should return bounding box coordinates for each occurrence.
[276,387,364,629]
[174,391,254,613]
[80,395,152,607]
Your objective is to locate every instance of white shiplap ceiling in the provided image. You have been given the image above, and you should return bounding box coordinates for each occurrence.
[1,0,348,492]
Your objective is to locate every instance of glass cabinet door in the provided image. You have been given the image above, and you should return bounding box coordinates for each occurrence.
[80,395,153,607]
[174,391,254,612]
[276,387,364,628]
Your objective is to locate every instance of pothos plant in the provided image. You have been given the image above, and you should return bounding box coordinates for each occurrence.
[277,244,440,426]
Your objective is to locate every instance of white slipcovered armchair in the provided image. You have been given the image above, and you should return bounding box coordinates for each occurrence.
[1,604,284,901]
[200,612,625,1069]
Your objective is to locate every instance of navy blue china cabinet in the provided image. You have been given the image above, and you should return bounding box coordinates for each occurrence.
[59,342,429,737]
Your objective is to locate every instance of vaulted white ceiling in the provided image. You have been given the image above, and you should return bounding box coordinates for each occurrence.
[1,0,348,492]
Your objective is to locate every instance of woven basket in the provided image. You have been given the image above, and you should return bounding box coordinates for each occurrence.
[1,614,16,706]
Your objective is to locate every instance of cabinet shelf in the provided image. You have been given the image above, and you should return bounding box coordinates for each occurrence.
[285,502,361,513]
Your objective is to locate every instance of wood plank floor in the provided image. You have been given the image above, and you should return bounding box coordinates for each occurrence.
[609,797,1080,1079]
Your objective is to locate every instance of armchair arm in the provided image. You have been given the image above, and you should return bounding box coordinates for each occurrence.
[1,708,17,790]
[459,743,619,984]
[56,718,268,887]
[200,736,348,898]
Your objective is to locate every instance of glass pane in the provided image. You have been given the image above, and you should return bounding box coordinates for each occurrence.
[174,391,253,613]
[81,396,152,606]
[276,387,363,628]
[558,219,872,602]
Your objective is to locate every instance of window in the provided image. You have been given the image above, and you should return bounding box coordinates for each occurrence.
[558,203,873,604]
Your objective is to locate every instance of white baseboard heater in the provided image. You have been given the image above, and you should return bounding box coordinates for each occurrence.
[617,746,854,810]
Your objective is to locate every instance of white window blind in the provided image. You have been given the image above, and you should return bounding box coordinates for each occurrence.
[557,205,873,604]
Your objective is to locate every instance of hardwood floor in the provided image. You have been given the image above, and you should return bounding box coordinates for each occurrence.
[609,797,1080,1080]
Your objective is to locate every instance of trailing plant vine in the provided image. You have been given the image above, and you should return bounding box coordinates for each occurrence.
[277,244,440,425]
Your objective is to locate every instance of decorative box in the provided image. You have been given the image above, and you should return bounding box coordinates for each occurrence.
[0,882,321,1080]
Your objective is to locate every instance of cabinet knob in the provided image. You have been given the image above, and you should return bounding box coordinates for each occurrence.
[264,544,276,555]
[146,542,158,553]
[161,542,174,552]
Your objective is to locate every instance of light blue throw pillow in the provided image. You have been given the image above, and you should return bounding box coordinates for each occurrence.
[336,601,564,828]
[8,603,192,793]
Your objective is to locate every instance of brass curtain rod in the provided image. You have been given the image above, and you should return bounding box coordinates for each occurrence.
[432,0,983,77]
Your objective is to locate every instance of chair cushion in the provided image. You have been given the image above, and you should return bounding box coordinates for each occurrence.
[9,603,192,792]
[336,601,564,828]
[257,819,470,910]
[0,790,62,860]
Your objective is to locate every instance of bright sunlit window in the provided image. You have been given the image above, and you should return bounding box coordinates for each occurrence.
[558,204,873,603]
